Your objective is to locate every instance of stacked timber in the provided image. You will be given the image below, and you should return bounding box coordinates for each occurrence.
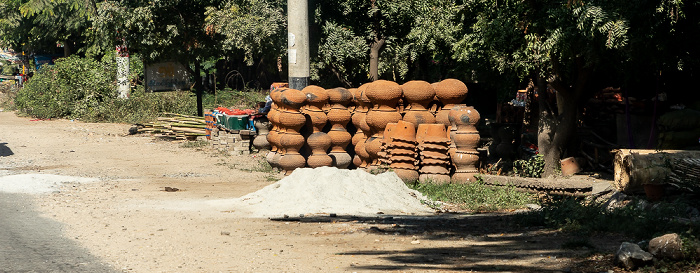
[613,149,700,193]
[136,113,207,140]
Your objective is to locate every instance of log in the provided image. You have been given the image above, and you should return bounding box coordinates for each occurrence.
[613,149,700,193]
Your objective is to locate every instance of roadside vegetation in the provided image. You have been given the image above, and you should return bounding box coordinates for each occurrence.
[407,178,537,212]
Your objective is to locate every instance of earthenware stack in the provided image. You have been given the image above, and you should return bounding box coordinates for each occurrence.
[265,88,284,169]
[435,79,469,167]
[416,123,452,184]
[364,80,403,168]
[252,117,272,150]
[402,80,436,127]
[302,85,333,168]
[352,84,373,169]
[326,87,353,168]
[449,104,481,182]
[276,89,308,175]
[387,120,420,182]
[380,123,398,166]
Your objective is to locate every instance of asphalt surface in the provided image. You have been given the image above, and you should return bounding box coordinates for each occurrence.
[0,192,117,273]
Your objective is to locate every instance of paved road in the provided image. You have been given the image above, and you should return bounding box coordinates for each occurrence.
[0,192,117,273]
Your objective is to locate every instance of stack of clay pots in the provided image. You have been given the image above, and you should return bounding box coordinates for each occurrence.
[402,80,436,127]
[351,85,372,168]
[379,123,397,166]
[252,117,272,150]
[275,88,308,175]
[449,105,481,182]
[364,80,403,168]
[326,87,353,168]
[416,123,452,184]
[302,85,333,168]
[387,120,419,182]
[265,89,284,169]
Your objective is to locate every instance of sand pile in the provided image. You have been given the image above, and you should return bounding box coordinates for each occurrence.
[0,174,98,194]
[209,167,435,218]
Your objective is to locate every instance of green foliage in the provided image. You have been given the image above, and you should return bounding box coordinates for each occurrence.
[408,179,537,212]
[515,197,700,239]
[513,154,545,178]
[14,55,115,119]
[203,88,266,110]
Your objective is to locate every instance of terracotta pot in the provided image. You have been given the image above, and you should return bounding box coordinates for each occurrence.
[391,120,417,143]
[327,105,352,130]
[352,155,362,168]
[302,85,329,110]
[365,80,403,110]
[279,88,307,110]
[418,144,450,152]
[266,150,278,168]
[390,162,418,170]
[420,164,450,175]
[387,141,417,149]
[253,135,271,150]
[422,138,450,145]
[560,157,580,176]
[280,132,305,153]
[327,129,351,153]
[364,136,384,162]
[354,139,371,168]
[402,80,435,106]
[352,132,365,146]
[329,151,352,169]
[435,78,468,105]
[390,147,416,155]
[306,132,332,154]
[279,154,306,175]
[266,130,280,152]
[307,154,333,168]
[421,151,450,160]
[383,123,399,143]
[451,131,480,150]
[305,110,327,133]
[390,155,417,163]
[278,111,306,133]
[451,172,479,183]
[366,109,402,136]
[419,174,451,184]
[448,105,480,131]
[393,168,420,182]
[327,87,353,106]
[420,158,451,165]
[451,151,480,171]
[403,110,436,127]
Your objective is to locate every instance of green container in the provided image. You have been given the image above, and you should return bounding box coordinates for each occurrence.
[215,114,225,126]
[225,115,249,130]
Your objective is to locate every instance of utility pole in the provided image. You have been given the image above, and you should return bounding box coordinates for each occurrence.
[287,0,310,90]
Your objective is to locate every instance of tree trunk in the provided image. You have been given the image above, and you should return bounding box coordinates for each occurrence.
[194,62,203,117]
[369,37,384,81]
[537,77,559,177]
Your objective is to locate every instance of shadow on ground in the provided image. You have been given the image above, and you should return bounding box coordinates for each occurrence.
[0,142,13,157]
[272,213,624,272]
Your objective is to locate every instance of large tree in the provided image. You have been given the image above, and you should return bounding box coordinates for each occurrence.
[455,0,697,176]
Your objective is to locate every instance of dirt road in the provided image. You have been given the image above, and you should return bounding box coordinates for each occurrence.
[0,111,625,272]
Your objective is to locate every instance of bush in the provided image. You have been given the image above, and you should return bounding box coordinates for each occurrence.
[513,154,545,178]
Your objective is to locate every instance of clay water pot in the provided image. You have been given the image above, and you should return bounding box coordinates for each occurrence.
[280,133,305,153]
[365,80,403,110]
[352,133,365,146]
[403,110,436,127]
[266,130,280,152]
[278,111,306,133]
[327,105,352,129]
[402,80,435,109]
[307,154,333,168]
[448,105,480,132]
[279,154,306,175]
[421,151,450,160]
[418,144,450,152]
[253,135,271,150]
[266,150,278,167]
[390,147,416,155]
[435,79,468,105]
[421,158,451,166]
[451,131,480,150]
[327,87,353,106]
[302,85,329,110]
[560,157,580,176]
[305,110,327,133]
[451,151,480,168]
[364,136,384,163]
[327,129,352,153]
[366,109,402,137]
[329,151,352,169]
[419,174,450,184]
[306,132,332,154]
[420,164,450,175]
[390,155,417,163]
[422,137,450,145]
[354,139,371,168]
[353,155,362,168]
[279,88,307,110]
[391,120,417,143]
[393,169,420,182]
[387,141,417,149]
[383,123,399,143]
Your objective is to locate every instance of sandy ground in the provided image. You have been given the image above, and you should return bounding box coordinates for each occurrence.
[0,111,630,272]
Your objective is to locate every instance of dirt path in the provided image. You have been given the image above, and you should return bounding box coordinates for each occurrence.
[0,111,626,272]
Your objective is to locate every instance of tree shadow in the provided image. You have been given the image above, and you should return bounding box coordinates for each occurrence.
[0,142,13,157]
[272,213,624,272]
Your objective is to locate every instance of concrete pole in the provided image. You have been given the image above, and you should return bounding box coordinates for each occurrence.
[287,0,310,90]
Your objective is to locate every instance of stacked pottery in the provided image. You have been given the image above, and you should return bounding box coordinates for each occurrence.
[326,87,353,168]
[302,85,333,168]
[252,116,272,150]
[379,123,398,166]
[265,88,285,169]
[435,79,469,126]
[402,80,436,127]
[416,124,452,184]
[448,105,481,182]
[276,89,308,175]
[353,83,373,169]
[388,120,419,182]
[364,80,403,167]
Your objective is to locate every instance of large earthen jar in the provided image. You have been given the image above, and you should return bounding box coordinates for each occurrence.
[435,79,468,126]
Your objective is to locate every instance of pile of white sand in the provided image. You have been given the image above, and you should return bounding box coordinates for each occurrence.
[209,167,435,218]
[0,174,97,194]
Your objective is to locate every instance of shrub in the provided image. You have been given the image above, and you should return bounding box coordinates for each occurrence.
[513,154,546,178]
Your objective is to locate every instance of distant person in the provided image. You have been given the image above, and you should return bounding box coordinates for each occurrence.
[259,95,272,114]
